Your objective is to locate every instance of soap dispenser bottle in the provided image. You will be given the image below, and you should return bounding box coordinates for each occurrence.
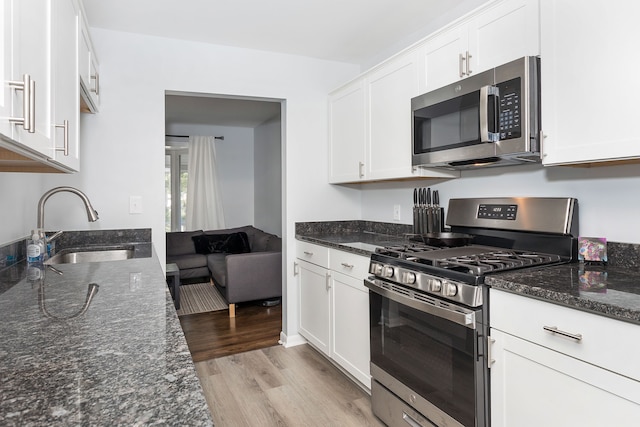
[26,229,45,264]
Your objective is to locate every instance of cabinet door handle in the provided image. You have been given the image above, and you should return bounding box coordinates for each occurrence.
[358,161,364,178]
[459,53,466,77]
[543,325,583,341]
[54,120,69,156]
[326,272,331,290]
[487,336,495,369]
[466,51,472,75]
[91,72,100,96]
[293,261,299,276]
[9,74,36,133]
[341,262,354,269]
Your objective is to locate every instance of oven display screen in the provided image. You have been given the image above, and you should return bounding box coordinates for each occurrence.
[478,204,517,220]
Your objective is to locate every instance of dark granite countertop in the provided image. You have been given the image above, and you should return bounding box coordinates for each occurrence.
[0,230,213,426]
[297,221,640,326]
[295,220,412,256]
[486,263,640,325]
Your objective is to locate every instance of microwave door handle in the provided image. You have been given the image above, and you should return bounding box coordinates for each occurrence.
[479,85,500,142]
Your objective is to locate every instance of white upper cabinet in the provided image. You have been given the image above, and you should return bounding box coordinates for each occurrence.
[50,0,80,171]
[78,7,99,113]
[328,79,366,183]
[1,0,53,156]
[329,49,459,184]
[420,0,539,92]
[366,51,421,181]
[540,0,640,166]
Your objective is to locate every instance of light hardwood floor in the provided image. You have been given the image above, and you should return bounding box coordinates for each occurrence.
[194,344,384,427]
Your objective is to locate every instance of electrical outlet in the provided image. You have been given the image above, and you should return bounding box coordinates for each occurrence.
[129,196,143,214]
[393,204,401,221]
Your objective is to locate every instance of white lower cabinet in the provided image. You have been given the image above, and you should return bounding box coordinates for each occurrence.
[296,242,371,389]
[490,289,640,426]
[297,259,331,356]
[331,270,370,389]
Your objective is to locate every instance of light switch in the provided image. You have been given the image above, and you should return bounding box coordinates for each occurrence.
[129,196,143,214]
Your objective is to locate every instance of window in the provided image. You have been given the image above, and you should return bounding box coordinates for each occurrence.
[165,147,189,231]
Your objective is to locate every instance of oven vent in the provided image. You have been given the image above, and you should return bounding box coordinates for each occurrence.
[383,282,411,297]
[412,292,439,306]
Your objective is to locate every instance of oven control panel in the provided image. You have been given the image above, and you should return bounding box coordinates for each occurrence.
[368,261,482,307]
[477,203,517,220]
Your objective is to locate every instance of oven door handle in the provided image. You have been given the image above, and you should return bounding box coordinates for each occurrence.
[365,278,477,329]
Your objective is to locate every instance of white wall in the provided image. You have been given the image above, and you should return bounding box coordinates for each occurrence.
[360,163,640,244]
[0,173,45,243]
[254,116,282,236]
[166,123,255,229]
[23,29,361,343]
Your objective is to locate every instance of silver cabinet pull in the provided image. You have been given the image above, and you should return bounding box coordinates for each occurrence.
[459,53,466,77]
[54,120,69,156]
[543,325,583,341]
[91,72,99,96]
[303,251,313,256]
[358,161,364,178]
[340,262,354,269]
[466,50,473,75]
[9,74,35,133]
[326,272,331,290]
[293,261,299,276]
[487,336,495,369]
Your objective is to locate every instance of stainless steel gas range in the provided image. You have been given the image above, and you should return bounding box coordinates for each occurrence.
[366,197,579,427]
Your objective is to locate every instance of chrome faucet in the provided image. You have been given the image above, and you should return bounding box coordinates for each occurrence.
[37,186,99,230]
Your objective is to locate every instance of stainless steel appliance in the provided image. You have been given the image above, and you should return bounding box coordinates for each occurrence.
[412,56,540,170]
[366,197,578,427]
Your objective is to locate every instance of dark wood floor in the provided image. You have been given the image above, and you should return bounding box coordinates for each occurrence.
[179,302,282,362]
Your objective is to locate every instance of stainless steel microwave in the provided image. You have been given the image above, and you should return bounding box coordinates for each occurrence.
[412,56,540,170]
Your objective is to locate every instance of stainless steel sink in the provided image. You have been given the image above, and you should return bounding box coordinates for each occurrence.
[45,247,135,264]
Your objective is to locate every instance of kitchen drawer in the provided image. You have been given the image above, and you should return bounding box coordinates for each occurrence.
[330,249,370,280]
[490,289,640,381]
[296,241,329,268]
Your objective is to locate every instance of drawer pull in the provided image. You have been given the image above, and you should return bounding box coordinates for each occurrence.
[341,262,354,269]
[303,251,313,256]
[543,326,583,341]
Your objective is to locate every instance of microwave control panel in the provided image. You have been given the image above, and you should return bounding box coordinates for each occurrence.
[497,77,522,140]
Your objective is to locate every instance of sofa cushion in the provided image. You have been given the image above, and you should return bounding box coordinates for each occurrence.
[266,236,282,252]
[166,230,203,256]
[167,253,207,270]
[207,253,228,287]
[192,232,251,254]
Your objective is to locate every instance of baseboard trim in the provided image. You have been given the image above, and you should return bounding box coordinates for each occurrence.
[278,331,307,348]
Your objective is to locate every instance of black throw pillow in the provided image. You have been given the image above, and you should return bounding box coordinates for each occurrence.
[220,232,251,254]
[191,232,251,254]
[192,234,229,254]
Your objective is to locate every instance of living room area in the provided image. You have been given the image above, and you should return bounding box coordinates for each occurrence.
[164,93,284,354]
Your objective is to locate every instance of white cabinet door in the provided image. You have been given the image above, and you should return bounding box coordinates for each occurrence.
[420,0,539,92]
[328,79,366,183]
[50,0,79,171]
[12,0,53,155]
[297,260,331,356]
[0,0,13,139]
[331,270,371,389]
[541,0,640,165]
[78,9,99,113]
[421,25,468,92]
[490,329,640,427]
[469,0,539,75]
[366,50,420,181]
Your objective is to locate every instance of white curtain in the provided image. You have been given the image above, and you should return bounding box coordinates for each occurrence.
[185,135,226,230]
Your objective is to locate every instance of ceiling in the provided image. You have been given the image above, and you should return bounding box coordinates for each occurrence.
[83,0,486,129]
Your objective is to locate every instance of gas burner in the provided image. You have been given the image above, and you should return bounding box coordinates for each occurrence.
[375,243,439,259]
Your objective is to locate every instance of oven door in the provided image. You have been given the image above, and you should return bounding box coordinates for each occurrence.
[366,278,488,427]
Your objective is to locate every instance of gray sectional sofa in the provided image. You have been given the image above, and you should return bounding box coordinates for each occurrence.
[166,225,282,316]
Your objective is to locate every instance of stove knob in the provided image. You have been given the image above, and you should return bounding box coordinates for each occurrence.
[402,272,416,285]
[369,263,383,275]
[429,279,442,293]
[442,281,458,297]
[383,266,395,278]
